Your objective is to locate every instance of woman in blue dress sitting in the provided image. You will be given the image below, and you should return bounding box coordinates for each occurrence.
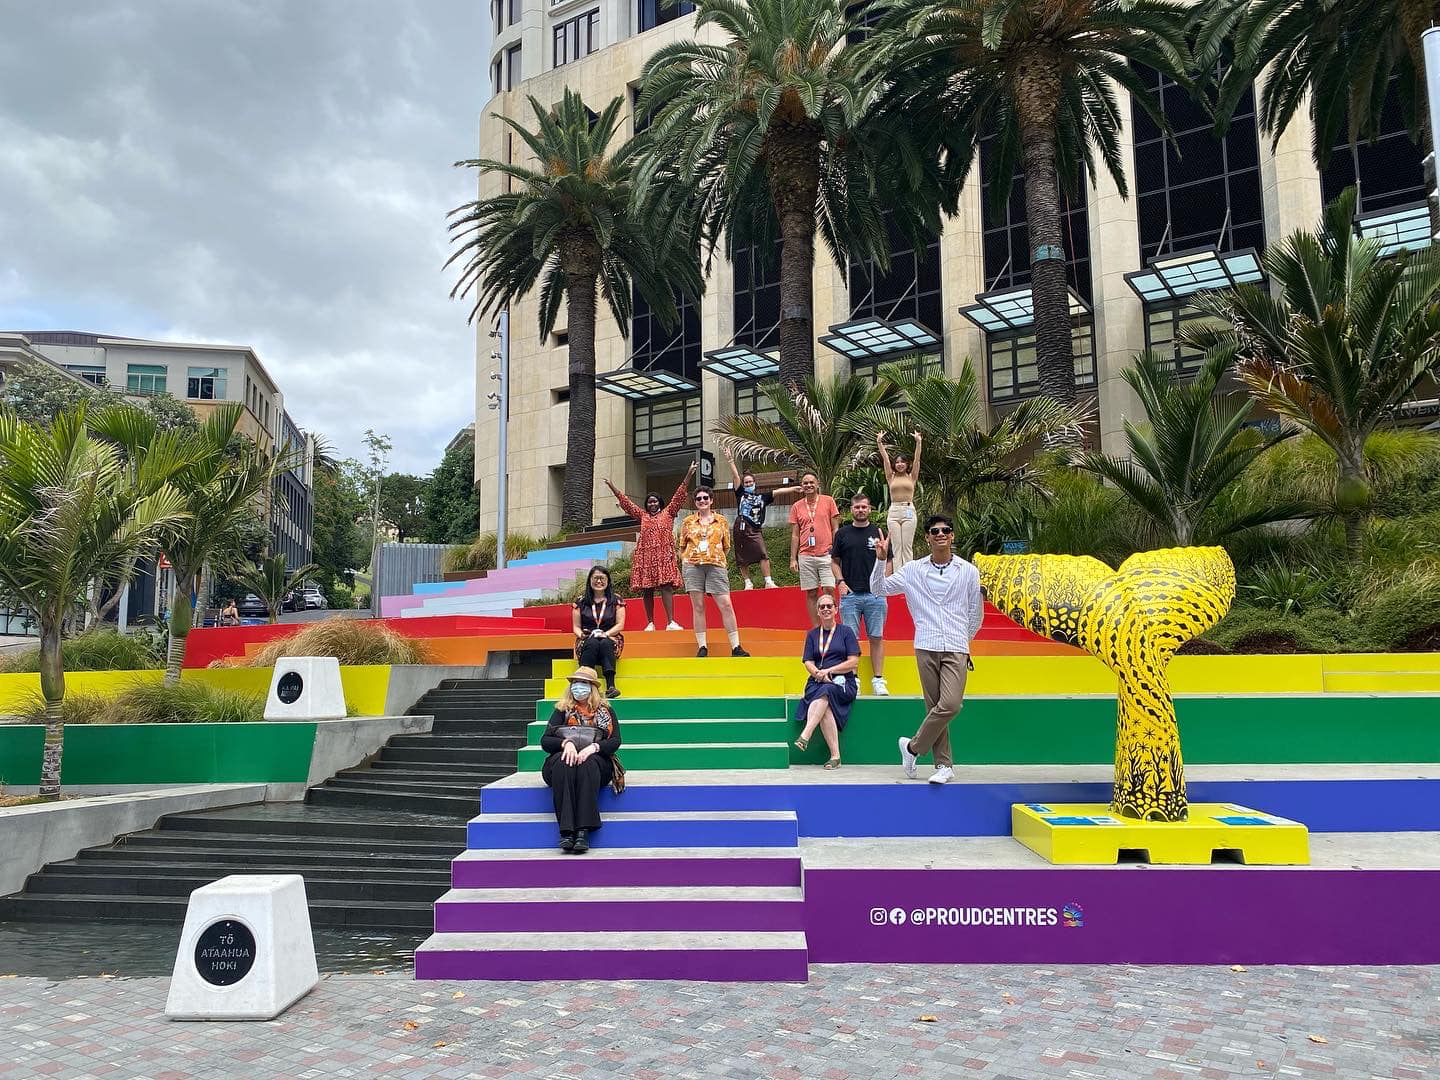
[794,594,861,769]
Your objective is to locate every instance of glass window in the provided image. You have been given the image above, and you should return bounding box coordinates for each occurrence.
[851,354,942,388]
[731,237,783,351]
[632,284,701,383]
[1132,64,1265,261]
[186,366,227,400]
[126,363,167,396]
[553,9,599,67]
[507,0,519,25]
[1144,304,1223,377]
[1322,77,1425,214]
[491,59,502,97]
[638,0,693,33]
[734,380,781,424]
[845,0,884,44]
[986,323,1096,403]
[64,364,107,386]
[633,394,701,455]
[491,0,503,35]
[847,209,944,331]
[979,137,1092,301]
[505,43,522,90]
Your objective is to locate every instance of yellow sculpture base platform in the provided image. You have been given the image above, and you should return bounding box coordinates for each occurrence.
[1012,803,1311,865]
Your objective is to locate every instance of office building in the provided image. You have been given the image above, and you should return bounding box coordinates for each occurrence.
[473,4,1428,533]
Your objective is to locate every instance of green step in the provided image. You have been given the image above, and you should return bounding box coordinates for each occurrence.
[518,742,790,772]
[533,697,789,722]
[784,693,1440,766]
[526,717,791,746]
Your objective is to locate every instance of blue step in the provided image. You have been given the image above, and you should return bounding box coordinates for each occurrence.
[412,580,472,595]
[466,810,799,849]
[512,543,623,566]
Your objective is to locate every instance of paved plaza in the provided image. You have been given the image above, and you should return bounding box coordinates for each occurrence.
[1,963,1437,1079]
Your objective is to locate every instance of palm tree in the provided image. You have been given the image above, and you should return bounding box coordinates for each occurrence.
[712,374,895,492]
[92,403,281,683]
[1072,350,1301,545]
[884,0,1191,404]
[1185,188,1440,553]
[448,90,701,528]
[1198,0,1437,224]
[233,553,320,626]
[860,360,1090,519]
[639,0,942,387]
[0,406,187,797]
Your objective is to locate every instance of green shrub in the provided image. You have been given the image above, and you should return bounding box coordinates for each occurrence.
[444,530,548,573]
[329,583,354,610]
[1203,605,1352,654]
[0,630,163,674]
[1239,561,1336,615]
[11,682,263,725]
[1350,562,1440,651]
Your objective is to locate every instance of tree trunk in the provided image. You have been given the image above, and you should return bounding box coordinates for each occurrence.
[1014,58,1078,413]
[1335,452,1370,557]
[765,120,823,390]
[562,265,601,529]
[165,586,194,686]
[37,619,65,800]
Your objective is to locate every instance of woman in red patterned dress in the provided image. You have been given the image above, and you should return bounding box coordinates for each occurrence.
[603,460,694,630]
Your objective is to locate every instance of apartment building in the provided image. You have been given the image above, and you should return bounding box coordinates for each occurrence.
[473,2,1429,533]
[0,330,315,624]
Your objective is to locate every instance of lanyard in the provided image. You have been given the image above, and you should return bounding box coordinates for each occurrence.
[801,495,822,533]
[591,598,607,626]
[816,625,835,660]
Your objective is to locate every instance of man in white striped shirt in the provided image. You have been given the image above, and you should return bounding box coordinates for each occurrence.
[870,512,983,784]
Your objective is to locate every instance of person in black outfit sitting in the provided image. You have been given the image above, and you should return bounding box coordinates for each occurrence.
[540,666,623,854]
[572,565,627,698]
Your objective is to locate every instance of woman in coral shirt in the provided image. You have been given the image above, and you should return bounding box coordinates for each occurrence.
[677,487,749,659]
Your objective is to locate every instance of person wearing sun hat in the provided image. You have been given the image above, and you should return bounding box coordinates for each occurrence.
[539,666,624,853]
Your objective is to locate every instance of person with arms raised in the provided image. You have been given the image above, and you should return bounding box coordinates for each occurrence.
[723,447,800,590]
[876,430,922,567]
[603,461,695,631]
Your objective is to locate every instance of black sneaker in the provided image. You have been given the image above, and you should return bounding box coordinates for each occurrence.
[731,646,750,657]
[608,686,622,698]
[572,829,590,854]
[696,645,708,658]
[558,831,575,852]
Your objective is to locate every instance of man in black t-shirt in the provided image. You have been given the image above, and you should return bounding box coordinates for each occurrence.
[830,492,889,695]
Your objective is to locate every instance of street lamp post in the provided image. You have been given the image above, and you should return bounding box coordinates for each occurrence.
[488,309,511,570]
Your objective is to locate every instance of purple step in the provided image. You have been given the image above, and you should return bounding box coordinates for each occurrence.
[433,886,805,932]
[414,931,809,982]
[449,847,802,888]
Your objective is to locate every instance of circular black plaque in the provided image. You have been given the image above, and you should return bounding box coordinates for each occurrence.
[276,671,304,705]
[194,919,256,986]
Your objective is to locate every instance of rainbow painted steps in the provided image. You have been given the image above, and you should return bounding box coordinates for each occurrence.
[519,693,1440,772]
[558,653,1440,698]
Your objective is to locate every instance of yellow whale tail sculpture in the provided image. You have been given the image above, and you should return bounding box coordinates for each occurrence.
[974,547,1236,823]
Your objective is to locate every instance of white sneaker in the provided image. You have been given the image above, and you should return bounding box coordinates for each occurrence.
[665,620,682,631]
[743,578,754,590]
[644,622,655,632]
[871,676,889,696]
[763,578,777,589]
[898,735,917,779]
[928,766,954,785]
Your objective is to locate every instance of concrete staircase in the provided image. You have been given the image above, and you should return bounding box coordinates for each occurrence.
[415,780,809,981]
[0,678,543,933]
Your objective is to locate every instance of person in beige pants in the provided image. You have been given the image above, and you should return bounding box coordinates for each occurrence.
[869,512,983,784]
[877,430,921,567]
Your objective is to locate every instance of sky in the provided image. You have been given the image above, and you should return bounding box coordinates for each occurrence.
[0,0,490,475]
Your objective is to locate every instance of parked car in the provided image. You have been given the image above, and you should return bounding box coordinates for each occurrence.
[300,585,327,610]
[236,593,269,618]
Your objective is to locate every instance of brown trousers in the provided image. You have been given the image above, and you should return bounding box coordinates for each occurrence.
[912,649,969,768]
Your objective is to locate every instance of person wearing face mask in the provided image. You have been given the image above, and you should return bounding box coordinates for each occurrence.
[793,593,861,769]
[572,565,627,698]
[723,447,800,590]
[876,430,923,567]
[539,666,623,854]
[604,461,695,631]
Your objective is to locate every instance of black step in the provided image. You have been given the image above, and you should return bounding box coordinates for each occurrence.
[305,787,477,816]
[110,832,463,857]
[0,894,436,930]
[388,734,526,750]
[336,766,495,784]
[322,777,479,797]
[76,847,452,870]
[363,760,509,778]
[23,871,449,903]
[158,813,467,844]
[379,746,518,766]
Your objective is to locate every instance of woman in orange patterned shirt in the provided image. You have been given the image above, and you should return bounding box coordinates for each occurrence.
[677,487,749,659]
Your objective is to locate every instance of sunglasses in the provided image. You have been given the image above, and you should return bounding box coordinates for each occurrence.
[817,603,835,610]
[928,526,954,537]
[695,495,711,502]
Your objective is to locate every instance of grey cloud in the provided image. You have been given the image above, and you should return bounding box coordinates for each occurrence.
[0,0,488,473]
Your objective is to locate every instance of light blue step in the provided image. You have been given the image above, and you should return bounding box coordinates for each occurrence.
[512,543,624,566]
[413,580,472,595]
[466,810,799,849]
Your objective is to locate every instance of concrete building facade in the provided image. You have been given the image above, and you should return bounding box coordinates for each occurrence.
[473,4,1428,533]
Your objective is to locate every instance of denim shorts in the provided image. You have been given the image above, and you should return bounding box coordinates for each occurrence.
[840,591,886,636]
